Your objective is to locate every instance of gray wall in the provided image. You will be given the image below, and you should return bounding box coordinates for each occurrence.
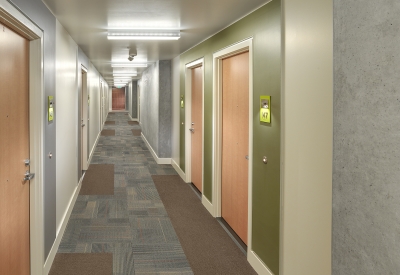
[333,1,400,274]
[131,81,138,119]
[140,62,159,154]
[10,0,57,258]
[139,61,171,158]
[158,61,171,158]
[125,86,129,111]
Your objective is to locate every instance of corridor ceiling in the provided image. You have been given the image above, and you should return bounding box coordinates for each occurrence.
[43,0,270,86]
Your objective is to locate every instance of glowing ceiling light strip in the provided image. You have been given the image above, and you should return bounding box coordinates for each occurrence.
[107,31,180,40]
[113,73,137,76]
[112,64,148,68]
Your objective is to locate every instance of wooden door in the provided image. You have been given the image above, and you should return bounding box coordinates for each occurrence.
[0,23,30,275]
[221,51,249,244]
[191,66,203,192]
[112,88,125,110]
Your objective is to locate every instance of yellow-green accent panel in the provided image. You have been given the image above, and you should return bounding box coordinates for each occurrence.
[179,1,281,273]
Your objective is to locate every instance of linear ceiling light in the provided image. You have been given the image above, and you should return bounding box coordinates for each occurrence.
[113,73,137,76]
[112,64,148,68]
[107,30,180,40]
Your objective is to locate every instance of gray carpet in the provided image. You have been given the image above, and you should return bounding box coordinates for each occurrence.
[56,112,192,275]
[128,121,139,125]
[105,121,116,125]
[153,175,257,275]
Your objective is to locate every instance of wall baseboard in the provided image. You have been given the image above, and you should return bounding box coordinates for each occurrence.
[202,195,215,217]
[141,133,171,165]
[88,131,101,166]
[43,177,83,274]
[128,113,139,122]
[171,159,187,182]
[248,250,274,275]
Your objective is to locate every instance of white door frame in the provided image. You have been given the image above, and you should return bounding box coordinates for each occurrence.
[0,1,45,274]
[81,66,88,171]
[212,38,254,254]
[184,58,205,193]
[137,84,140,122]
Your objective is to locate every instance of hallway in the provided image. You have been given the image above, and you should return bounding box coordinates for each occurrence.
[49,112,255,274]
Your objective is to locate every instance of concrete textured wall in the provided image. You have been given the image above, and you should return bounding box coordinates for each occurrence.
[158,60,172,158]
[139,61,171,158]
[131,81,138,119]
[333,1,400,274]
[140,62,160,154]
[171,56,180,164]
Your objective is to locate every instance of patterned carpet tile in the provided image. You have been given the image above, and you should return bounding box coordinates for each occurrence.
[57,112,191,274]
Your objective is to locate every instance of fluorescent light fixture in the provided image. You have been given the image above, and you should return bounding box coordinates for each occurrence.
[112,63,148,68]
[113,73,137,76]
[108,30,180,40]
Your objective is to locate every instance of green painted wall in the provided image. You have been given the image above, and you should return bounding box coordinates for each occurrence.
[179,1,281,273]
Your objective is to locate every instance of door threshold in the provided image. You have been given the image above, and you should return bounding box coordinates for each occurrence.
[217,217,247,256]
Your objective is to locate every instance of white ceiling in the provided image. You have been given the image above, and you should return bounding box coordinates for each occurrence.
[43,0,270,86]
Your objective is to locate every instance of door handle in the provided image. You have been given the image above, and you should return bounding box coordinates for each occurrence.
[81,123,85,127]
[23,171,35,181]
[189,128,195,133]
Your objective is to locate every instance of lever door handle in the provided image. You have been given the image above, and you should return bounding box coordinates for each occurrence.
[81,124,85,127]
[189,128,195,133]
[23,171,35,181]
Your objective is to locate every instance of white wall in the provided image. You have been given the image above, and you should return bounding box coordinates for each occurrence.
[55,20,78,234]
[88,62,101,153]
[171,56,180,164]
[281,0,333,274]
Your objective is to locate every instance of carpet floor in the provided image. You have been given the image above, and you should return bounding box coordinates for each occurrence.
[101,129,115,136]
[49,253,113,275]
[56,112,191,275]
[153,175,257,275]
[80,164,114,195]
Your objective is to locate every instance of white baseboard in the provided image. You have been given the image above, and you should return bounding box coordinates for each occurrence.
[128,113,139,122]
[88,131,101,166]
[141,133,172,165]
[248,250,274,275]
[43,177,83,274]
[202,195,215,217]
[171,159,187,182]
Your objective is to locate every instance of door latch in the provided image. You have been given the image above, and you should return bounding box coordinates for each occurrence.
[23,171,35,181]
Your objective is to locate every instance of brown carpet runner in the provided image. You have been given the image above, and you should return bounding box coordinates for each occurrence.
[131,129,141,136]
[49,253,112,275]
[101,129,115,136]
[80,164,114,195]
[152,175,257,275]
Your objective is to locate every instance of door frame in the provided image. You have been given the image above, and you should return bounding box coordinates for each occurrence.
[185,58,205,192]
[0,1,45,274]
[81,66,88,171]
[212,38,254,252]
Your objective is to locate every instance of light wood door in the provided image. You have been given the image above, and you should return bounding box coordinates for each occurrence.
[0,23,30,275]
[112,88,125,110]
[221,51,249,244]
[191,66,203,192]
